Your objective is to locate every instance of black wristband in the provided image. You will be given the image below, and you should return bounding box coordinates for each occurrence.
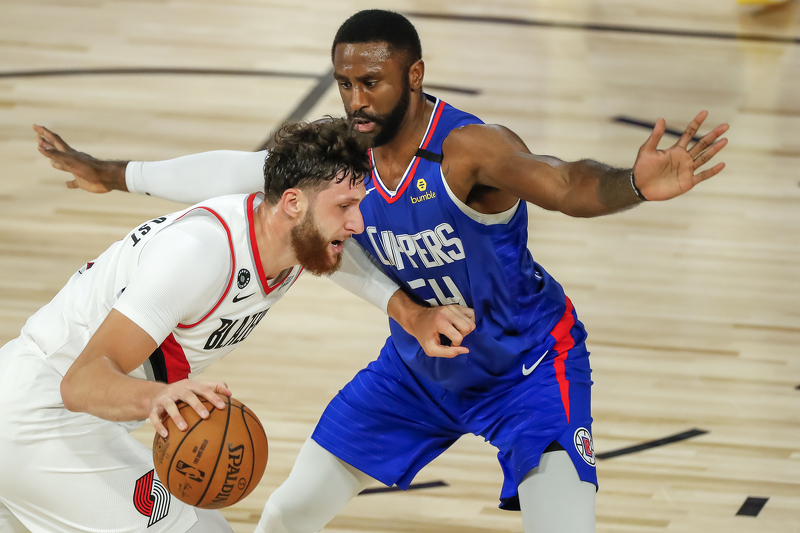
[629,170,648,201]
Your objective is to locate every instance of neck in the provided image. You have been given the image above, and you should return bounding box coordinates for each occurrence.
[253,200,297,280]
[373,91,433,172]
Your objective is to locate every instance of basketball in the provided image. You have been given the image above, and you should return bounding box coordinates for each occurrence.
[152,396,268,509]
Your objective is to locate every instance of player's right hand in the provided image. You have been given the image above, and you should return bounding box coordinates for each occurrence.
[33,124,128,193]
[149,380,233,438]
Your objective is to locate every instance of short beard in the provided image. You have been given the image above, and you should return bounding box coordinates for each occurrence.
[290,210,341,276]
[350,75,412,148]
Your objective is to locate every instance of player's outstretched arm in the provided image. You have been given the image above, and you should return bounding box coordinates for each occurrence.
[60,309,232,437]
[34,124,266,203]
[445,114,728,218]
[387,290,476,358]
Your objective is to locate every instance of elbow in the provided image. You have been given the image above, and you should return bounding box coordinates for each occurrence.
[60,370,83,413]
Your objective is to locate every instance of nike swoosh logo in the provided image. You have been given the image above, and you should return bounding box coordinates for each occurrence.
[365,187,376,195]
[522,350,549,376]
[232,292,255,303]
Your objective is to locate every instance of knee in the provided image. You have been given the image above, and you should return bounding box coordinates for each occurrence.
[256,496,324,533]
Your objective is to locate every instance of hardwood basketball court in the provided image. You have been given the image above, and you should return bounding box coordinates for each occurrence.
[0,1,798,531]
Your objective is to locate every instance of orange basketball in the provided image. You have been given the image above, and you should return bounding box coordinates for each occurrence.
[152,396,268,509]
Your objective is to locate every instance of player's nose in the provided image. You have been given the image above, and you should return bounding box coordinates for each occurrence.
[350,86,368,110]
[345,209,364,235]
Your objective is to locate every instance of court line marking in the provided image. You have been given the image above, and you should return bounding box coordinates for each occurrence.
[405,12,800,45]
[613,116,703,142]
[596,428,708,460]
[736,496,769,517]
[0,67,320,80]
[360,480,448,495]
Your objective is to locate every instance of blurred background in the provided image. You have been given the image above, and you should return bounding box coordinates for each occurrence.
[1,1,798,531]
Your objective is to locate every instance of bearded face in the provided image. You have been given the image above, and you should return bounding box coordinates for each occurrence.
[290,207,343,276]
[349,73,411,148]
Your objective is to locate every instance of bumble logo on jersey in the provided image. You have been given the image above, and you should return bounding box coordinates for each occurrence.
[411,178,435,204]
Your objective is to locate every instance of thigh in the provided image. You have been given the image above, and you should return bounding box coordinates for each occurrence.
[518,450,596,533]
[0,341,199,533]
[469,337,596,508]
[311,344,464,490]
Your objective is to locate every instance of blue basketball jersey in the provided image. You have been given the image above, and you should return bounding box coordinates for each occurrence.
[353,94,580,391]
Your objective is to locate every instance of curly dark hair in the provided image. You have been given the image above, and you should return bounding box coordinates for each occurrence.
[262,118,372,204]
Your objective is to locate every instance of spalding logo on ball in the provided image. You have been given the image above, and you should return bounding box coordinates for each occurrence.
[153,396,268,509]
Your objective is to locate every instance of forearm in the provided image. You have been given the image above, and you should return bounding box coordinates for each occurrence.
[386,289,425,332]
[126,150,267,204]
[328,240,399,313]
[561,160,642,217]
[61,356,163,422]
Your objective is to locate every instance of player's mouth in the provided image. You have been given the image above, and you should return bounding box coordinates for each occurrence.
[354,120,375,133]
[330,239,344,253]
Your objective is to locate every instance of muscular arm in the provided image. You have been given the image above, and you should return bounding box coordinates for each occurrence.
[443,113,728,218]
[60,220,232,433]
[444,125,640,218]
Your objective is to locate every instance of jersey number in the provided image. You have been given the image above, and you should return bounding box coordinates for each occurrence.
[130,217,167,246]
[408,276,466,307]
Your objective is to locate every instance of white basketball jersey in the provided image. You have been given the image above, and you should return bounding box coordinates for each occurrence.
[18,192,302,384]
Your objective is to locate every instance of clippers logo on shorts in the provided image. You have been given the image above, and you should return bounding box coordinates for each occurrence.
[574,428,596,466]
[133,470,170,527]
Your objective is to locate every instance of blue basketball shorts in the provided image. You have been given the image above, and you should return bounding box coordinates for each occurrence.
[312,299,596,509]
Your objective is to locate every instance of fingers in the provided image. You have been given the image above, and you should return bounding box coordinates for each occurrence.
[162,399,188,432]
[426,344,469,359]
[676,110,708,149]
[33,124,71,152]
[694,162,726,184]
[642,117,666,153]
[688,122,729,160]
[692,137,728,169]
[150,408,169,438]
[195,383,229,410]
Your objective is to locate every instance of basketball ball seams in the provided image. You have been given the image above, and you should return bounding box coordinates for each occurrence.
[163,399,217,492]
[193,395,232,507]
[230,404,255,506]
[152,396,267,509]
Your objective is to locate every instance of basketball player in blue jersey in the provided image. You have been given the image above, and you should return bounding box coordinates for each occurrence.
[36,10,729,533]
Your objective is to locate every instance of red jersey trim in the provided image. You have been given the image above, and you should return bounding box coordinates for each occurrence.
[161,333,191,383]
[175,206,236,329]
[372,99,446,205]
[550,297,576,423]
[246,193,293,296]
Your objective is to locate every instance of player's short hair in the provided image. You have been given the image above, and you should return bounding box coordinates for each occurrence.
[331,10,422,68]
[263,118,371,204]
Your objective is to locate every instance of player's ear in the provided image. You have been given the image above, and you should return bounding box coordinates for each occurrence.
[280,188,307,222]
[409,59,424,92]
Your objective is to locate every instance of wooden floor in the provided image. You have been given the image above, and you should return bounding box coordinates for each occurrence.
[1,1,799,531]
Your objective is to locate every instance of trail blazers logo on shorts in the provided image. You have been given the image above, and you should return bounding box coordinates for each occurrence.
[133,470,170,527]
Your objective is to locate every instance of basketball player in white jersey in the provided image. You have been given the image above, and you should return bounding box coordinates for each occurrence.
[0,118,475,533]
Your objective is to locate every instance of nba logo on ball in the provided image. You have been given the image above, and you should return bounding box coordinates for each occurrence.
[574,428,595,466]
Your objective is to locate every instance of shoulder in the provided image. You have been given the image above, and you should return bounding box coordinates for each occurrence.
[443,124,529,156]
[144,215,232,278]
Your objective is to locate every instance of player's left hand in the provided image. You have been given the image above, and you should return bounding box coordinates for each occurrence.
[631,111,729,201]
[410,304,476,359]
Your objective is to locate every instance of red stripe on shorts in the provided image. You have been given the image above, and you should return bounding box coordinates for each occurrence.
[161,333,191,383]
[550,297,576,423]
